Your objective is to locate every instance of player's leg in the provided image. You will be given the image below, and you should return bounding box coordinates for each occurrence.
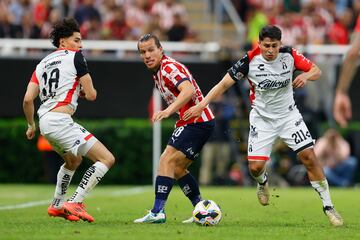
[297,148,343,226]
[281,110,343,226]
[134,145,179,223]
[64,139,115,222]
[39,113,82,221]
[247,110,275,206]
[48,152,82,222]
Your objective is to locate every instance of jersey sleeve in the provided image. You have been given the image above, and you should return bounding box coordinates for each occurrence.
[74,51,89,78]
[163,64,190,88]
[355,15,360,32]
[291,48,313,72]
[227,54,249,81]
[29,70,39,84]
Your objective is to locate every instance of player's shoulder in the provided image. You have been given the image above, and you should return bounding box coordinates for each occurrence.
[161,55,184,73]
[279,46,293,54]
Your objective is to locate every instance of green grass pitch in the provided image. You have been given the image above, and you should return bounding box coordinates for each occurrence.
[0,185,359,240]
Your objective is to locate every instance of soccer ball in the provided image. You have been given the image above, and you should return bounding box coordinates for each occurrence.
[192,200,222,226]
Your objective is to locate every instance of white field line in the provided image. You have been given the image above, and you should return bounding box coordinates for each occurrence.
[0,187,149,211]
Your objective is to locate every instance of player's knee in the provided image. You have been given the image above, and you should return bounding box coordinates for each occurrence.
[298,148,317,168]
[248,161,265,176]
[100,152,115,168]
[174,166,187,179]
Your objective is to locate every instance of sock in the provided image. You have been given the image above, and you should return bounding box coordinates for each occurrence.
[69,161,109,203]
[252,170,268,185]
[152,176,175,213]
[310,179,334,207]
[178,173,202,206]
[52,164,75,208]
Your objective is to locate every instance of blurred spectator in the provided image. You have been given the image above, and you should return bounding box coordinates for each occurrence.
[245,3,268,47]
[167,12,197,42]
[53,0,76,19]
[80,15,103,40]
[103,6,132,40]
[151,0,187,32]
[74,0,101,26]
[199,95,235,185]
[143,13,166,40]
[8,0,31,38]
[32,0,51,37]
[278,12,307,46]
[314,129,358,187]
[125,0,152,38]
[40,8,61,38]
[327,8,353,44]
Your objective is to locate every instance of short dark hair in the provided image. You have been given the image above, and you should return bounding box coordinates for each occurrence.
[137,33,162,51]
[50,18,80,48]
[259,25,282,41]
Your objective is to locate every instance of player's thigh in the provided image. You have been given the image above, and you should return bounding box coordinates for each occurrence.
[247,110,277,161]
[167,120,215,161]
[39,112,98,157]
[279,111,314,153]
[85,140,115,168]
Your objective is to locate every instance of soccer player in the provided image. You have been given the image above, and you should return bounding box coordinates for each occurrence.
[333,14,360,127]
[134,33,215,223]
[23,18,115,222]
[183,25,343,226]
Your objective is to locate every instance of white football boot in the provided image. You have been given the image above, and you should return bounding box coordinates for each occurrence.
[134,209,166,223]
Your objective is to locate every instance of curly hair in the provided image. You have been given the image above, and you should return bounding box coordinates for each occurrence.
[50,18,80,48]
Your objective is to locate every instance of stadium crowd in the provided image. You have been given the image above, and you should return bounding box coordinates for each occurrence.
[0,0,359,45]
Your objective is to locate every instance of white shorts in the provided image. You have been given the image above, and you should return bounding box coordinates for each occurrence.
[247,108,314,161]
[39,112,97,156]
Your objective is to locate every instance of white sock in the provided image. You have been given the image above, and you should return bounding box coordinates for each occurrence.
[310,179,333,207]
[69,161,109,203]
[52,164,75,208]
[252,169,268,185]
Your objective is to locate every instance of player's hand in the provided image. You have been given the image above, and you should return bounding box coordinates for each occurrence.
[183,105,203,121]
[292,75,307,89]
[152,110,170,122]
[26,123,36,140]
[333,91,352,128]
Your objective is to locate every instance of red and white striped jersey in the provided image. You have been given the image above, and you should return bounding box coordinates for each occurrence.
[153,55,214,127]
[228,46,313,118]
[30,48,89,118]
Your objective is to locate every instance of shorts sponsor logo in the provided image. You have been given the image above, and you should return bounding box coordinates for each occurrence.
[250,125,258,138]
[186,147,194,156]
[72,139,81,147]
[295,118,303,127]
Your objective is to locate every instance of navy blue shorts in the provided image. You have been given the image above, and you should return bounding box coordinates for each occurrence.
[167,120,215,160]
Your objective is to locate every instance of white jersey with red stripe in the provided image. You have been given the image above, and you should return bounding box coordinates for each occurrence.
[153,55,214,127]
[30,48,89,118]
[228,46,313,119]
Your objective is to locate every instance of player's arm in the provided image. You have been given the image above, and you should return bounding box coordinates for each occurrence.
[336,31,360,94]
[183,73,235,121]
[74,51,96,101]
[23,82,40,140]
[333,32,360,127]
[79,74,97,101]
[152,80,194,122]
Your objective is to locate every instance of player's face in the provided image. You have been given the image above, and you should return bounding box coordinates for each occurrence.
[60,32,82,50]
[138,39,163,71]
[259,38,281,61]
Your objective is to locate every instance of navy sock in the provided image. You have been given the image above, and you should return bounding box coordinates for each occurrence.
[152,176,174,213]
[178,173,202,206]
